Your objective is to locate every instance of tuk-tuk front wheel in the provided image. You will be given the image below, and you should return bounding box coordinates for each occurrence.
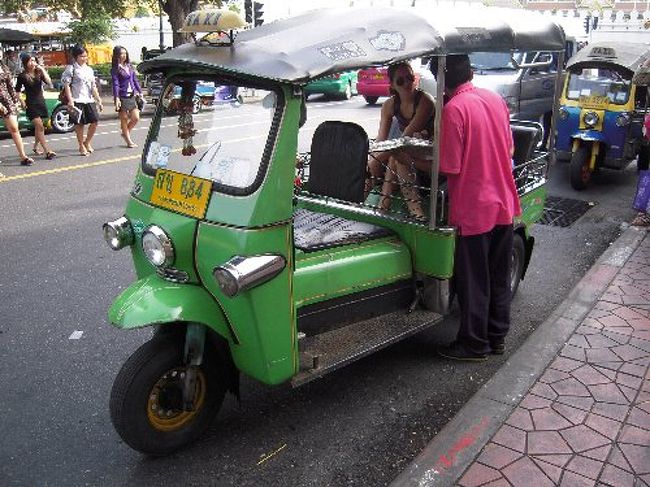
[570,145,591,190]
[110,335,226,455]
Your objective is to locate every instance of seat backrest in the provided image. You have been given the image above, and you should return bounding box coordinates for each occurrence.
[308,121,369,203]
[511,124,542,167]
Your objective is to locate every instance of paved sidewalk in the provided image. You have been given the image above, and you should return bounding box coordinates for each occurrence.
[393,227,650,487]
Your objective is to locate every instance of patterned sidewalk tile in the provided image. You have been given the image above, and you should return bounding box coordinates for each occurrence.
[458,236,650,487]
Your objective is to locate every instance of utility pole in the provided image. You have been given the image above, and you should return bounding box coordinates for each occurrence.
[158,0,165,51]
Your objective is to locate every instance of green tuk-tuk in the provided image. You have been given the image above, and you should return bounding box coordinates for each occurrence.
[103,6,565,455]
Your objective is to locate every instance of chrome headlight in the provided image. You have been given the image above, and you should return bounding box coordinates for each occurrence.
[559,107,569,121]
[583,111,599,128]
[615,112,631,127]
[103,217,134,251]
[142,225,174,267]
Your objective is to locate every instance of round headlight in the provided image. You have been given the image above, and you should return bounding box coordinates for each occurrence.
[103,217,134,251]
[142,226,174,267]
[583,111,599,128]
[559,107,569,121]
[616,112,631,127]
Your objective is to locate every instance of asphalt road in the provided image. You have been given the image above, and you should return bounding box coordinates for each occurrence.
[0,95,641,486]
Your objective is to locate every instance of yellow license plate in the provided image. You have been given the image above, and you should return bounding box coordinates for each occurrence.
[150,169,212,219]
[579,95,609,109]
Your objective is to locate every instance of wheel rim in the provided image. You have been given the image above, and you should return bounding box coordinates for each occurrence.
[54,110,72,132]
[147,367,206,432]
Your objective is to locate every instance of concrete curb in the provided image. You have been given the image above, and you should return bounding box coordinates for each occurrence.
[391,225,647,487]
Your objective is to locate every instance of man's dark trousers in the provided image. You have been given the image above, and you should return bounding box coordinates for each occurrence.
[454,224,514,355]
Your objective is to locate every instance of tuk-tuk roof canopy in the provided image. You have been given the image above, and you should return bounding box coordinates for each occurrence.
[566,42,650,75]
[139,6,566,84]
[0,28,36,46]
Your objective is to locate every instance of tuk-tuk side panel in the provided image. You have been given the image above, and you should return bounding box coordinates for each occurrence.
[295,198,456,278]
[195,222,295,385]
[294,237,412,308]
[123,195,201,283]
[518,185,547,227]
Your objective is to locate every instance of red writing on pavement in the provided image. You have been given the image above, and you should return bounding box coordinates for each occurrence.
[436,416,490,470]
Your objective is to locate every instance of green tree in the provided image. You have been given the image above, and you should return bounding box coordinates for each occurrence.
[66,14,117,45]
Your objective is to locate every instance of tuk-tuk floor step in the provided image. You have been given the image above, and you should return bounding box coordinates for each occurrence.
[292,308,442,387]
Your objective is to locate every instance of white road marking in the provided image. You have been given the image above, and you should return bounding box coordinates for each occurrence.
[69,330,84,340]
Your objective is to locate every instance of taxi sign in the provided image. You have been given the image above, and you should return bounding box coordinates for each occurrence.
[150,169,213,219]
[181,9,246,33]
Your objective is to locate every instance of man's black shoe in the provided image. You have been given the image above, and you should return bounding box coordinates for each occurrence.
[437,341,488,362]
[490,341,505,355]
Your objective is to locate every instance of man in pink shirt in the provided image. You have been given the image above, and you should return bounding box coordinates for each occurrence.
[434,55,521,361]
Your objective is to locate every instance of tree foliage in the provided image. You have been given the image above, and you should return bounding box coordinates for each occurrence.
[66,14,117,45]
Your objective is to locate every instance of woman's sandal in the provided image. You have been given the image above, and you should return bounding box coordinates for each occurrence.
[83,142,94,153]
[20,157,34,166]
[45,151,57,160]
[79,147,89,157]
[631,213,650,227]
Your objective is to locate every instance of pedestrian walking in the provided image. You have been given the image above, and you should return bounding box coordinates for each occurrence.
[0,64,34,166]
[61,45,103,156]
[15,54,56,159]
[111,46,143,148]
[434,55,520,361]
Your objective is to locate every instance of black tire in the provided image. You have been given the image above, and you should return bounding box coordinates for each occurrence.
[110,335,226,455]
[510,233,525,298]
[50,104,74,133]
[570,144,591,190]
[364,96,379,105]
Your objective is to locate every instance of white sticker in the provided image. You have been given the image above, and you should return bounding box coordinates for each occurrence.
[580,88,591,96]
[69,330,83,340]
[569,90,580,98]
[145,142,172,168]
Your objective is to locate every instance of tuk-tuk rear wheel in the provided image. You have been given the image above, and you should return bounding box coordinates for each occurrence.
[570,145,591,191]
[110,335,226,455]
[510,233,525,298]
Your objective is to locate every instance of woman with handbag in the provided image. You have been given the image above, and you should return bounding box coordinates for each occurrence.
[111,46,143,148]
[61,45,103,157]
[0,64,34,165]
[15,54,56,159]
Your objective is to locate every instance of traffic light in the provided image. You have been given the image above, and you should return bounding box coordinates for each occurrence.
[244,0,252,24]
[254,2,264,26]
[592,16,599,30]
[583,15,591,34]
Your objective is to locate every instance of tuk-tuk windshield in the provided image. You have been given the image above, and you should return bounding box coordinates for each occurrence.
[470,52,524,71]
[566,68,631,105]
[143,77,279,192]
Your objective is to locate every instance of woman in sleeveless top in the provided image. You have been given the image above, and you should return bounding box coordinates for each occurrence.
[365,62,434,218]
[15,54,56,159]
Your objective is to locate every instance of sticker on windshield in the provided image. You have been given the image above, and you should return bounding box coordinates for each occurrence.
[146,141,172,169]
[368,31,406,52]
[615,92,627,102]
[319,41,366,61]
[569,90,580,98]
